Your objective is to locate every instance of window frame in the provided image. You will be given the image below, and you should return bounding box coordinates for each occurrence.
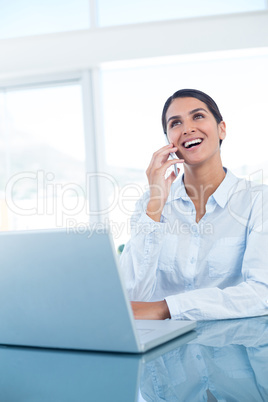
[0,70,104,224]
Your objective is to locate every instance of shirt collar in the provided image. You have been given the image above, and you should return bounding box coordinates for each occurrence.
[210,168,239,208]
[166,168,239,208]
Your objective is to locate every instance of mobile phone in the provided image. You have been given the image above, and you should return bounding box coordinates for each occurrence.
[165,136,179,177]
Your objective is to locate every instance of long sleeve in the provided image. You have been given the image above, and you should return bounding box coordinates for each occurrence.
[120,192,167,301]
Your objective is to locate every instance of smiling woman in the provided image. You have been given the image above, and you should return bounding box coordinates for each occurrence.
[119,88,268,322]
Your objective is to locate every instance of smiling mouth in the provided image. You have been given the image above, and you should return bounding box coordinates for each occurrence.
[183,138,203,149]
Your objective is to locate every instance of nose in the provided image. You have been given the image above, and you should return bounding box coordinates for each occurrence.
[183,123,196,135]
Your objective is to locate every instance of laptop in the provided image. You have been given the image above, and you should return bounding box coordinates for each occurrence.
[0,228,196,353]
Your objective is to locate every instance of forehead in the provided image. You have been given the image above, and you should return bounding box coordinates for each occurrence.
[166,97,209,118]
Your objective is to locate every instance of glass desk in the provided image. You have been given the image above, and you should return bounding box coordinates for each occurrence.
[0,316,267,401]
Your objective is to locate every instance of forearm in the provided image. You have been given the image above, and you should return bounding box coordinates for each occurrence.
[129,280,268,322]
[165,280,268,321]
[120,213,166,301]
[120,237,164,301]
[131,300,171,320]
[146,199,164,222]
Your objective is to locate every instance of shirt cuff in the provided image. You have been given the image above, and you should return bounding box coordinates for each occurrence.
[165,295,183,320]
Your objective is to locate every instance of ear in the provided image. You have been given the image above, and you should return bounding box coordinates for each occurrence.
[218,121,226,141]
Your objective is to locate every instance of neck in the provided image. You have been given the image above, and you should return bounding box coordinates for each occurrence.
[183,156,226,209]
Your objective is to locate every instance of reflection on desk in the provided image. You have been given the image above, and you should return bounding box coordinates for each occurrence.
[0,331,195,402]
[140,316,268,402]
[0,316,267,401]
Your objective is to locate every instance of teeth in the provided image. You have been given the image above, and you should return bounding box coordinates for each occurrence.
[184,138,202,148]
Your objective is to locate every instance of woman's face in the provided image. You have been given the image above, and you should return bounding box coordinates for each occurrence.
[165,97,226,167]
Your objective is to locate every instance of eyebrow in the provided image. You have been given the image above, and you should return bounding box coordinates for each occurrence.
[167,108,208,124]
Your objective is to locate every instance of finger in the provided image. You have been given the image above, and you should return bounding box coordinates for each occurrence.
[154,144,178,159]
[153,159,183,179]
[162,158,184,170]
[150,145,177,164]
[147,145,178,172]
[153,143,177,155]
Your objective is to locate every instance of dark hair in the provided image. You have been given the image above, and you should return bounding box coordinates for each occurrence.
[162,89,223,145]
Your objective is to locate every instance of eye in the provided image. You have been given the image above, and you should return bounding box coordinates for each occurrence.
[193,113,204,120]
[170,119,182,128]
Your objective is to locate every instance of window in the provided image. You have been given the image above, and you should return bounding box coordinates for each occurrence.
[97,0,266,27]
[0,82,87,230]
[0,0,90,39]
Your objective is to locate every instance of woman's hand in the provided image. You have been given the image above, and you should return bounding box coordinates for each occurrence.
[131,300,171,320]
[146,144,184,221]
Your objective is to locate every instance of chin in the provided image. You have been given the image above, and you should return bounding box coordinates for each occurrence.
[183,159,206,168]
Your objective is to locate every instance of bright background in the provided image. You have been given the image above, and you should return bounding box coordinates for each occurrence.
[0,1,268,247]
